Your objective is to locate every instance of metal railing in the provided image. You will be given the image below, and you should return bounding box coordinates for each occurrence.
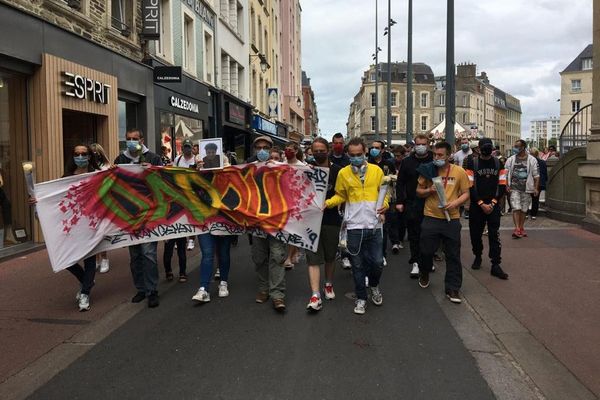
[559,103,592,154]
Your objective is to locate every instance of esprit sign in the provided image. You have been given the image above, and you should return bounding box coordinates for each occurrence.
[170,96,199,113]
[62,72,111,105]
[142,0,160,39]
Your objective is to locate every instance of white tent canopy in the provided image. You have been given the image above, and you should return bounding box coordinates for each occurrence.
[430,120,479,141]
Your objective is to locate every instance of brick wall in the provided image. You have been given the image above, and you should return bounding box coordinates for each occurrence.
[2,0,144,62]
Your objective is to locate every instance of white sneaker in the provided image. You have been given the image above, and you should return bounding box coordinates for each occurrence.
[214,268,221,279]
[192,287,210,302]
[370,286,383,306]
[75,290,81,303]
[392,244,400,254]
[382,257,387,267]
[365,276,369,287]
[342,257,351,269]
[306,295,323,311]
[432,264,436,272]
[78,293,90,311]
[99,259,110,274]
[218,282,229,297]
[354,299,366,315]
[187,238,195,250]
[410,262,419,278]
[324,284,336,300]
[398,242,404,249]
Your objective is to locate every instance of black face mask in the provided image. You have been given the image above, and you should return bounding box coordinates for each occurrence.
[480,145,493,156]
[314,153,328,164]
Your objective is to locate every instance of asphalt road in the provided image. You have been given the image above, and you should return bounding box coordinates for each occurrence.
[29,239,494,400]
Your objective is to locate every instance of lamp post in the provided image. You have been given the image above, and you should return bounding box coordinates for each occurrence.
[373,0,381,141]
[406,0,413,144]
[384,0,396,147]
[444,0,455,143]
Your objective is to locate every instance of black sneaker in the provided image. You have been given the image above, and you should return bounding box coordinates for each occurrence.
[418,272,430,288]
[148,291,160,308]
[131,292,146,303]
[491,264,509,280]
[471,256,482,270]
[446,289,462,304]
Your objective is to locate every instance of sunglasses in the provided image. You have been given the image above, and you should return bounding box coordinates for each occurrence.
[74,152,89,156]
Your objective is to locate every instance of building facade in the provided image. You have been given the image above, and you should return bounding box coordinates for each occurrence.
[560,44,593,134]
[302,70,318,138]
[347,62,436,144]
[280,0,303,143]
[530,117,561,148]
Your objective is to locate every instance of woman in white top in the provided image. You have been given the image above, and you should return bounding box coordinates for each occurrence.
[90,143,112,273]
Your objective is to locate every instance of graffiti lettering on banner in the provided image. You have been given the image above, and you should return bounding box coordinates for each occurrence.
[34,164,327,272]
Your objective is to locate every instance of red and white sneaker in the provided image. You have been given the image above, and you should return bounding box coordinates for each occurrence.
[306,295,323,311]
[324,284,335,300]
[520,229,528,237]
[512,229,522,239]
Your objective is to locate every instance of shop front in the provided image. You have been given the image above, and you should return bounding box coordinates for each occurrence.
[252,114,290,150]
[218,92,253,163]
[0,4,154,252]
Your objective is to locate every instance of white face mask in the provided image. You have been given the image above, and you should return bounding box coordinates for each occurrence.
[415,145,427,156]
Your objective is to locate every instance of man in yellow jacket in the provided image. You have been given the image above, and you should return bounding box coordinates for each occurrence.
[325,137,389,315]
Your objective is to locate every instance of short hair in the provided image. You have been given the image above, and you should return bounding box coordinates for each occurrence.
[372,140,386,148]
[548,145,556,151]
[393,146,406,155]
[414,133,429,143]
[332,132,344,140]
[312,137,330,151]
[126,128,144,138]
[205,143,218,151]
[530,148,539,157]
[271,146,282,155]
[516,139,527,148]
[434,141,452,155]
[347,137,366,151]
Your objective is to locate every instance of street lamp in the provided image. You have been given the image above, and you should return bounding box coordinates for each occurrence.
[383,0,396,147]
[444,0,455,143]
[372,0,382,141]
[406,0,413,144]
[250,53,270,73]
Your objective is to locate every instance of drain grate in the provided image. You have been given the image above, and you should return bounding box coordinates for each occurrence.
[28,318,90,325]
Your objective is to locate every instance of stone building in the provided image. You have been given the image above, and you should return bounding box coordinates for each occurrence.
[302,70,318,138]
[559,44,593,134]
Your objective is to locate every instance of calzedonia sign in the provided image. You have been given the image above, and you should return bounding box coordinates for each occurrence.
[62,72,111,105]
[170,96,199,114]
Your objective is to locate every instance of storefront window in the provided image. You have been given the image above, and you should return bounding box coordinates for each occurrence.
[118,99,139,152]
[159,112,203,161]
[0,73,31,250]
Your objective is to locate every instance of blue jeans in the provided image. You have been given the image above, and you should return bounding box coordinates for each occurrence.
[129,242,159,295]
[198,233,232,290]
[347,228,384,300]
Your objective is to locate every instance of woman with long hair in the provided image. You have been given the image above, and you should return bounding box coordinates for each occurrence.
[90,143,112,273]
[29,144,100,311]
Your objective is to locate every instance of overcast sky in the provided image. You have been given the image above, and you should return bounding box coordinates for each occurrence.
[301,0,593,140]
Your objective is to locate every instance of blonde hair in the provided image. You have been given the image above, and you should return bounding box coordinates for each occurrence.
[530,147,539,157]
[90,143,110,166]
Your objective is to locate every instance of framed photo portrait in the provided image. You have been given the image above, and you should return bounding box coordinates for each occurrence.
[198,138,224,170]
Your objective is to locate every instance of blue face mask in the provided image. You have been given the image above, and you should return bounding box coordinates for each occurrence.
[257,149,270,162]
[512,147,521,155]
[349,155,365,167]
[126,140,140,152]
[369,148,381,158]
[74,155,89,168]
[433,159,446,168]
[306,155,315,164]
[461,143,469,151]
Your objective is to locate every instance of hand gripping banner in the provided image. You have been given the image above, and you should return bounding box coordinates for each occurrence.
[34,163,328,272]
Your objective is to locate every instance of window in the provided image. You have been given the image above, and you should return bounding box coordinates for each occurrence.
[420,92,428,108]
[439,94,445,106]
[236,1,244,35]
[182,14,195,74]
[370,93,376,107]
[118,99,140,152]
[421,115,428,131]
[582,58,593,70]
[111,0,132,35]
[370,72,376,81]
[204,31,214,83]
[462,95,467,107]
[462,113,467,123]
[439,113,445,122]
[571,79,581,91]
[156,0,172,61]
[371,116,376,131]
[391,116,397,131]
[250,8,256,46]
[572,100,581,113]
[391,92,397,107]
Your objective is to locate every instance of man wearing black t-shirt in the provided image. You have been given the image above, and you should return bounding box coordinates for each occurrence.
[465,138,508,280]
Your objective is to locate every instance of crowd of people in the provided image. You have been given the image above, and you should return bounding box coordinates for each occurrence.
[35,129,550,315]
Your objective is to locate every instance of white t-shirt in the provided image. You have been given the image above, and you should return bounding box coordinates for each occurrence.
[174,154,199,168]
[287,159,305,166]
[453,149,472,167]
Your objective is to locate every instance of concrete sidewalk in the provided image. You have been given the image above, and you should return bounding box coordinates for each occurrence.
[459,215,600,398]
[0,242,199,386]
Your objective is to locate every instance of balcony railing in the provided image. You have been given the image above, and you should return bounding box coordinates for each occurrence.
[559,103,592,154]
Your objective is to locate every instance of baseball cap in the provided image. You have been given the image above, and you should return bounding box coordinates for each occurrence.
[182,138,193,147]
[478,138,493,147]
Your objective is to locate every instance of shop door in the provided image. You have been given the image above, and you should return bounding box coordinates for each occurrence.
[62,110,100,167]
